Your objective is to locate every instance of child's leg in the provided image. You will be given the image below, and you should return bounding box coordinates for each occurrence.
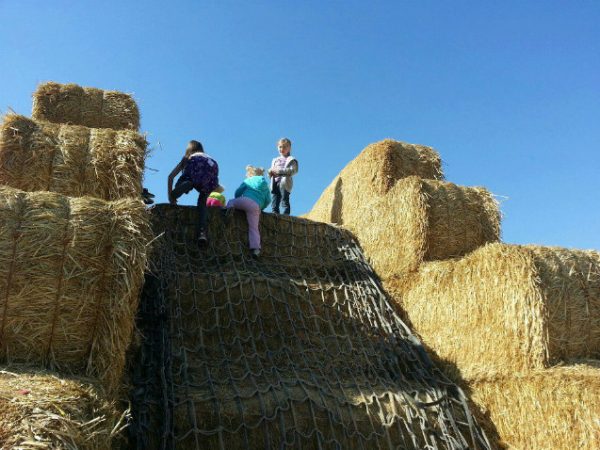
[271,181,282,214]
[281,189,291,215]
[172,176,194,199]
[228,197,261,249]
[197,191,209,233]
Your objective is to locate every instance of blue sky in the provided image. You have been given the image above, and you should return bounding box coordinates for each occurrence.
[1,1,598,249]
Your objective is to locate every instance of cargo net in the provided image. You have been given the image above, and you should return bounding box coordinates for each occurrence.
[130,205,491,450]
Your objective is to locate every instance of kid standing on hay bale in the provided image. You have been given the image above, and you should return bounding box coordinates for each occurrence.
[268,138,298,215]
[227,165,270,258]
[206,185,226,208]
[168,140,219,244]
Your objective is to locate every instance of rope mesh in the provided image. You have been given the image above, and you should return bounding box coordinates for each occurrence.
[130,205,491,449]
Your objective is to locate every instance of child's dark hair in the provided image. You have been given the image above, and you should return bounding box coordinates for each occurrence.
[189,140,204,153]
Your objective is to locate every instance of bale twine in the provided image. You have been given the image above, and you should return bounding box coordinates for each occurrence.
[32,81,140,131]
[309,174,500,279]
[386,243,600,378]
[467,363,600,450]
[0,365,126,449]
[0,114,146,201]
[0,187,150,391]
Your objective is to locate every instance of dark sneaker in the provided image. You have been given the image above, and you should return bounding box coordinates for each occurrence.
[250,249,260,259]
[198,230,208,246]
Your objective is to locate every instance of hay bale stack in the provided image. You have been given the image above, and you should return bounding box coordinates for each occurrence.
[0,114,146,200]
[32,81,140,131]
[308,174,500,278]
[308,139,442,224]
[0,186,149,390]
[468,363,600,450]
[386,243,600,378]
[0,365,125,449]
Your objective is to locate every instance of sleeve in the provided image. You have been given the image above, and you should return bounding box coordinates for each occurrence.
[277,159,299,177]
[234,182,247,199]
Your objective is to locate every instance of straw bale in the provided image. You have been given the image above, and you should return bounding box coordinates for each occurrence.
[32,82,140,131]
[0,187,150,391]
[308,174,500,278]
[386,243,600,378]
[0,114,146,200]
[0,366,125,449]
[468,363,600,450]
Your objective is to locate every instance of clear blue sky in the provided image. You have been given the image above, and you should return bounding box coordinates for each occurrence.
[1,1,598,249]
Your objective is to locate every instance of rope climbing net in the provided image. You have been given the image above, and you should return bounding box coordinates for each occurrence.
[130,205,491,450]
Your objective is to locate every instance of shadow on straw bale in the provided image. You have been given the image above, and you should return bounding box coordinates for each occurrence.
[0,365,127,449]
[0,187,150,391]
[0,114,146,200]
[385,242,600,378]
[32,82,140,131]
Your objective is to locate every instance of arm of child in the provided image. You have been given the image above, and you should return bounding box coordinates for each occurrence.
[167,158,185,203]
[234,182,247,199]
[276,159,298,177]
[267,158,277,177]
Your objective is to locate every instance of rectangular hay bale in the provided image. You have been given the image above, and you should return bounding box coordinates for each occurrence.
[0,365,125,449]
[468,364,600,450]
[0,114,146,201]
[0,187,149,390]
[32,81,140,131]
[386,243,600,378]
[310,175,500,278]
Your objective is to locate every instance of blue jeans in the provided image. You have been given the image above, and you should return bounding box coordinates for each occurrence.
[173,176,209,232]
[271,180,290,215]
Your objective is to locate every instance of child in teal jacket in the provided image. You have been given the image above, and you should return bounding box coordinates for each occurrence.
[227,166,271,257]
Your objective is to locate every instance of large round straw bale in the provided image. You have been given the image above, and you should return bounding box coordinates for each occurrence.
[309,174,500,278]
[0,114,146,200]
[32,81,140,131]
[468,363,600,450]
[0,365,125,449]
[386,243,600,378]
[0,187,150,391]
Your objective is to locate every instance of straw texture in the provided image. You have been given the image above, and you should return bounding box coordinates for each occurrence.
[386,243,600,378]
[0,114,146,201]
[32,82,140,131]
[0,187,150,391]
[0,365,125,449]
[468,363,600,450]
[308,174,500,278]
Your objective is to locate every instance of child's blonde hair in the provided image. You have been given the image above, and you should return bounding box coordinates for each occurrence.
[246,165,265,177]
[214,185,225,193]
[278,137,292,149]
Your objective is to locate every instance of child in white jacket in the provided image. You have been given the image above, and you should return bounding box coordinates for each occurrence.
[268,138,299,215]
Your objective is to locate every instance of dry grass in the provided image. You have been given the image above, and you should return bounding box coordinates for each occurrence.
[0,114,146,201]
[308,174,500,278]
[468,362,600,450]
[386,243,600,378]
[0,187,150,391]
[0,365,127,450]
[32,82,140,131]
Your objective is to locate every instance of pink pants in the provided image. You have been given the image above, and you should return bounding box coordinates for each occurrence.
[227,197,261,250]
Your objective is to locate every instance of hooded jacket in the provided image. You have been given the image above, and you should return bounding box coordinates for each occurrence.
[270,156,298,193]
[234,176,271,210]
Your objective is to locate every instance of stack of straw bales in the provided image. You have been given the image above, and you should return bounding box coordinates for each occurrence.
[32,81,140,131]
[0,114,146,200]
[0,82,149,444]
[306,139,500,277]
[308,139,600,449]
[0,365,125,449]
